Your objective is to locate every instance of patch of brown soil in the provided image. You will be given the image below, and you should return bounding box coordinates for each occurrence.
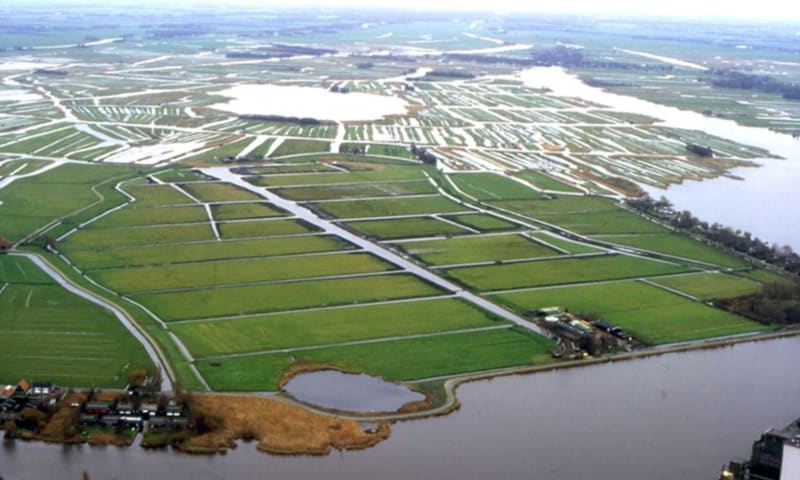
[276,361,355,390]
[542,143,564,152]
[184,394,390,455]
[37,404,83,444]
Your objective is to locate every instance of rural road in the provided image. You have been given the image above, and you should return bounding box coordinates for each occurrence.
[11,252,174,391]
[201,167,547,336]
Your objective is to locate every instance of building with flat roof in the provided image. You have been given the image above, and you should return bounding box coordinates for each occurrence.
[721,418,800,480]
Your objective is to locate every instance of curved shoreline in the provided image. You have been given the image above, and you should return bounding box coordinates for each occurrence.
[268,327,800,423]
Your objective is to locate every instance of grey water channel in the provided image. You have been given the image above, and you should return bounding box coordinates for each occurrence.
[2,336,799,480]
[521,67,800,251]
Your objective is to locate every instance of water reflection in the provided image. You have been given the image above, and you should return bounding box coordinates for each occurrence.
[2,337,799,480]
[283,370,425,412]
[521,66,800,249]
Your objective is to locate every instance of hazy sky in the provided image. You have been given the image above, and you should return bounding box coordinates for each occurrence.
[131,0,800,21]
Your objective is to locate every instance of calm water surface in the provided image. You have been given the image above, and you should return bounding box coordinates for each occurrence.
[522,67,800,250]
[2,337,799,480]
[283,370,425,412]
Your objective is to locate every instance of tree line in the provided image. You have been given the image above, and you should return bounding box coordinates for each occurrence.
[626,194,800,274]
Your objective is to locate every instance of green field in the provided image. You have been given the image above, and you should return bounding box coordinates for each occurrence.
[183,137,251,165]
[174,298,508,357]
[0,163,137,242]
[217,219,318,239]
[514,170,581,193]
[93,252,395,294]
[450,172,545,201]
[153,168,210,183]
[592,233,747,267]
[444,213,520,232]
[246,167,423,187]
[737,269,788,284]
[180,182,264,202]
[0,159,51,177]
[133,273,443,321]
[88,205,208,228]
[314,195,468,219]
[270,139,330,157]
[239,163,339,175]
[527,232,604,254]
[273,180,436,201]
[124,184,193,207]
[398,234,559,265]
[448,254,690,291]
[494,281,763,345]
[346,217,466,239]
[0,258,152,387]
[0,255,54,284]
[210,202,287,220]
[365,143,418,159]
[64,235,353,270]
[62,223,215,249]
[494,197,667,235]
[196,327,554,390]
[652,273,762,300]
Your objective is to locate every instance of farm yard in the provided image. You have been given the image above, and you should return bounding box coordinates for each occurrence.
[493,280,763,345]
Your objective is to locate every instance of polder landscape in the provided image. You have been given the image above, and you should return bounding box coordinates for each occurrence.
[1,2,799,470]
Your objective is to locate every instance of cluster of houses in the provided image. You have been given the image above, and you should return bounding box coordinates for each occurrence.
[1,380,61,420]
[1,378,190,437]
[79,396,189,432]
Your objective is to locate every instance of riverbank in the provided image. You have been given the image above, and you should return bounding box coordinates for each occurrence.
[270,326,800,423]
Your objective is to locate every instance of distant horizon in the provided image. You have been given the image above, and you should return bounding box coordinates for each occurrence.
[4,0,800,22]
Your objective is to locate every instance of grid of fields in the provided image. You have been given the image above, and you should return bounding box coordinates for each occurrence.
[447,254,692,291]
[396,233,561,266]
[0,255,152,387]
[493,280,763,345]
[196,327,553,391]
[0,163,138,242]
[0,32,780,397]
[650,273,762,300]
[50,160,558,391]
[492,196,669,235]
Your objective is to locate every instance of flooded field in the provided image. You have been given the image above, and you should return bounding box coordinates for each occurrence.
[211,84,408,122]
[522,66,800,249]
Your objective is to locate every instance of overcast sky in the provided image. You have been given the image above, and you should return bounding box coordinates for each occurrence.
[120,0,800,21]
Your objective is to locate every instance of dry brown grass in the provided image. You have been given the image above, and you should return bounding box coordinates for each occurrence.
[184,394,390,455]
[37,393,86,444]
[542,143,565,152]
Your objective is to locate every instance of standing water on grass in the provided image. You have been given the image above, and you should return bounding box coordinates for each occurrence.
[283,370,425,413]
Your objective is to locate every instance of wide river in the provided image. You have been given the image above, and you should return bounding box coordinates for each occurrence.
[2,336,799,479]
[521,67,800,251]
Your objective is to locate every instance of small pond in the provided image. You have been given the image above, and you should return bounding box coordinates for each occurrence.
[283,370,425,413]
